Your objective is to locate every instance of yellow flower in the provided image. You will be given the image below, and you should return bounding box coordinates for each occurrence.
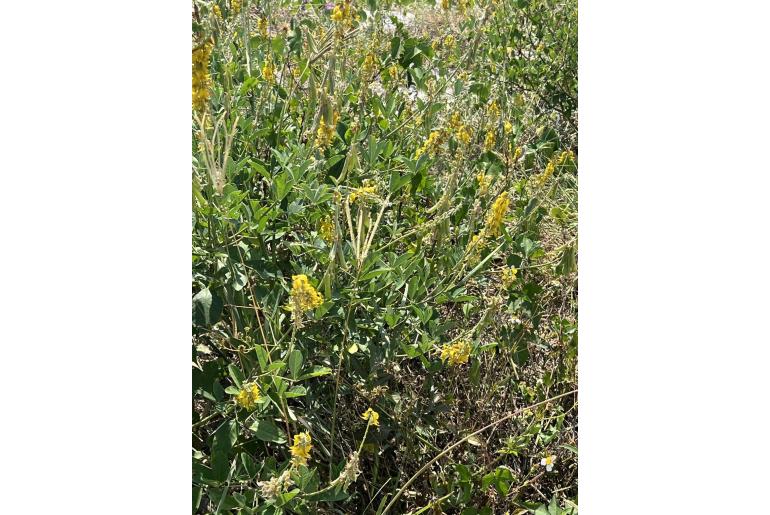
[319,216,334,243]
[486,191,510,237]
[504,120,513,134]
[513,146,523,162]
[331,1,354,27]
[415,130,444,158]
[441,0,450,10]
[231,0,241,15]
[349,181,378,204]
[289,432,313,467]
[212,4,223,19]
[360,408,380,426]
[488,100,500,120]
[257,17,268,38]
[288,275,323,318]
[501,266,518,288]
[331,4,344,22]
[440,340,472,366]
[449,112,462,130]
[556,149,575,167]
[362,52,377,76]
[477,173,492,196]
[234,383,261,410]
[192,42,213,113]
[483,130,496,151]
[444,35,455,49]
[315,117,336,149]
[388,64,399,81]
[456,125,471,145]
[536,161,556,188]
[261,58,275,83]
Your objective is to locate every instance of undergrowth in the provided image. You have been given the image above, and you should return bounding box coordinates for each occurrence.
[192,0,577,513]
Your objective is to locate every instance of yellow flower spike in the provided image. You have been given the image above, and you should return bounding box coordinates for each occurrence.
[488,100,500,120]
[289,432,313,467]
[212,4,223,19]
[331,4,344,22]
[257,17,268,38]
[261,58,275,83]
[501,266,518,288]
[192,42,213,113]
[513,146,523,162]
[440,340,472,366]
[415,130,444,159]
[504,120,513,134]
[361,408,380,426]
[441,0,450,10]
[486,191,510,237]
[536,161,556,188]
[483,130,496,151]
[476,173,492,196]
[315,117,337,149]
[319,216,334,243]
[362,52,377,76]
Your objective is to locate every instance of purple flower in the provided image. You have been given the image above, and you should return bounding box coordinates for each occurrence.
[325,2,335,10]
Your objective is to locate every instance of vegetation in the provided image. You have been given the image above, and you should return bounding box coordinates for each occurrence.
[192,0,577,513]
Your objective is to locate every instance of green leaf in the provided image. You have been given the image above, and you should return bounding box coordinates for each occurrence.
[192,288,223,327]
[288,349,303,379]
[211,420,237,481]
[285,385,307,398]
[250,419,287,443]
[227,364,245,388]
[298,366,332,380]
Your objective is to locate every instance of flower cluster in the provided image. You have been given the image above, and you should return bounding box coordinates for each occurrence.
[415,130,445,158]
[488,100,500,120]
[319,216,334,243]
[466,228,486,264]
[289,275,323,312]
[258,470,293,500]
[360,407,380,426]
[335,452,361,489]
[261,57,275,83]
[192,41,212,113]
[504,120,513,134]
[315,117,336,149]
[231,0,240,15]
[485,191,510,237]
[556,149,575,167]
[257,17,268,38]
[477,173,492,196]
[440,340,472,366]
[349,183,378,204]
[501,266,518,289]
[483,130,496,151]
[535,161,556,189]
[235,382,261,410]
[289,432,313,467]
[331,1,355,30]
[362,52,377,76]
[212,4,223,19]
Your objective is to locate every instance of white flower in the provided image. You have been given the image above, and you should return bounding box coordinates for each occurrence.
[540,455,556,472]
[369,81,385,97]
